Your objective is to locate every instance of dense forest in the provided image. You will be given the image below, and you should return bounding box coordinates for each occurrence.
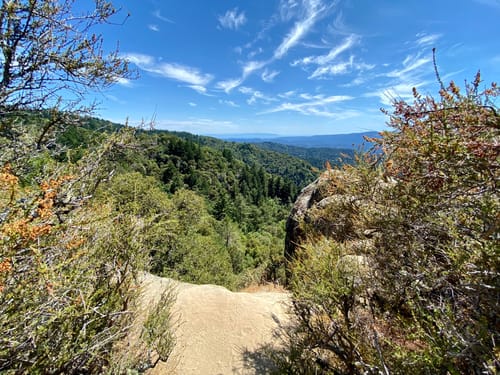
[57,117,320,286]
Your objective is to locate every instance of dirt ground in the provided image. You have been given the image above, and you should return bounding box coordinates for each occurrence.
[136,273,291,375]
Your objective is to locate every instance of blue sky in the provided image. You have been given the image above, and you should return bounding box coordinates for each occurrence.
[95,0,500,135]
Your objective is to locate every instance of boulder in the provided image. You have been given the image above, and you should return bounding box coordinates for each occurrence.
[284,169,390,283]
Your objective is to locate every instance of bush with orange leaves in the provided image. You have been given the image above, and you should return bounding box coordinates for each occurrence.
[0,128,175,374]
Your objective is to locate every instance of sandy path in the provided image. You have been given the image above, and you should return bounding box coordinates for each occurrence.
[138,274,290,375]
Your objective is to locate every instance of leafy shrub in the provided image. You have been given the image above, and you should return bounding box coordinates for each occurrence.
[278,73,499,374]
[0,130,175,374]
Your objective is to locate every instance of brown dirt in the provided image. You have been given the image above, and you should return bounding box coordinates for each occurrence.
[136,273,291,375]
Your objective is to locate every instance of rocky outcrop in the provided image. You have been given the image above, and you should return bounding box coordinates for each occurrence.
[284,171,341,270]
[284,169,390,282]
[284,177,320,266]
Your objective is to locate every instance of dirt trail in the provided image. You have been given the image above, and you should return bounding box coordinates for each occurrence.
[139,273,291,375]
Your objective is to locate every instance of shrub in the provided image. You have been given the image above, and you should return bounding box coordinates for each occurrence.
[279,72,499,374]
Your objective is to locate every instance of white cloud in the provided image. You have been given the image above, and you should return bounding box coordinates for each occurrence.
[299,93,324,100]
[274,0,330,59]
[216,78,243,93]
[386,54,431,79]
[123,53,155,66]
[364,81,428,106]
[292,35,358,66]
[364,36,435,107]
[261,69,280,83]
[310,60,350,78]
[215,61,268,93]
[219,99,240,108]
[189,102,197,107]
[279,0,300,21]
[278,90,297,98]
[248,47,264,59]
[114,77,133,87]
[415,33,441,47]
[243,60,268,77]
[148,24,159,32]
[274,14,316,59]
[153,10,174,24]
[309,56,375,79]
[263,95,353,116]
[238,86,277,105]
[123,53,213,89]
[341,76,366,87]
[289,34,374,80]
[216,0,335,93]
[218,8,247,30]
[148,63,213,86]
[187,85,209,94]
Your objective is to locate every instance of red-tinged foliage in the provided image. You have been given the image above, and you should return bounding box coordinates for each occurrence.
[278,71,499,374]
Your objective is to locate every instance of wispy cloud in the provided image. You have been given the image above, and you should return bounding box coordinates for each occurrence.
[288,35,373,79]
[239,86,277,105]
[153,10,174,24]
[216,61,267,93]
[248,47,264,59]
[216,78,243,93]
[148,63,213,86]
[274,16,316,59]
[114,77,134,87]
[186,85,211,95]
[279,0,301,21]
[292,35,358,66]
[299,93,324,100]
[386,54,431,79]
[219,99,240,108]
[217,0,335,92]
[218,8,247,30]
[123,53,213,90]
[274,0,333,59]
[415,33,441,47]
[262,69,280,82]
[243,60,268,77]
[309,57,375,79]
[278,90,297,98]
[188,102,197,107]
[123,53,154,66]
[262,95,353,117]
[148,24,160,32]
[364,34,436,107]
[365,81,428,106]
[310,61,350,78]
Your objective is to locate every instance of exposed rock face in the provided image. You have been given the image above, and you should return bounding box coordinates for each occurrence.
[284,169,389,282]
[133,274,290,375]
[284,171,342,277]
[284,174,327,267]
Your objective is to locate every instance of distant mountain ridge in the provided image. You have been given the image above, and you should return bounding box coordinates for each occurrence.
[217,131,380,149]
